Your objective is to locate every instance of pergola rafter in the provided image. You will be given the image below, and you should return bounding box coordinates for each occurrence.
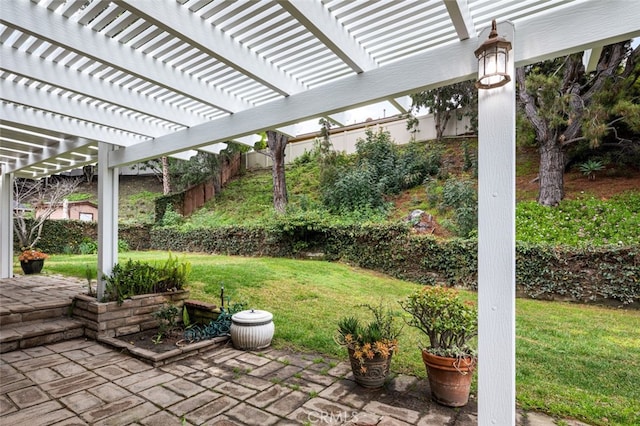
[1,2,639,424]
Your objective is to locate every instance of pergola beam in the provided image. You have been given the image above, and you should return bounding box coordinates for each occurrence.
[0,0,249,114]
[0,105,145,149]
[444,0,476,40]
[109,36,477,167]
[108,0,640,168]
[0,45,204,128]
[0,79,175,138]
[279,0,378,73]
[116,0,304,96]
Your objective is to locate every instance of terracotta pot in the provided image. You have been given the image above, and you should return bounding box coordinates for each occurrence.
[20,259,44,275]
[348,348,392,389]
[422,350,475,407]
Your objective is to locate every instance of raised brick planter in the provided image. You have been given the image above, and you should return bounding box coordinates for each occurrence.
[97,334,229,367]
[184,299,220,325]
[72,290,190,339]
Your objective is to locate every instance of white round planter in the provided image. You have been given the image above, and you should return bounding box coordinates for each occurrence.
[230,309,274,350]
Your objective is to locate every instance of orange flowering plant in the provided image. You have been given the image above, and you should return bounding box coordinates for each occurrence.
[336,303,402,373]
[18,248,49,262]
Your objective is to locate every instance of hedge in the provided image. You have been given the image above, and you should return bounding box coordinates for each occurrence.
[151,224,639,306]
[15,219,152,253]
[18,219,639,305]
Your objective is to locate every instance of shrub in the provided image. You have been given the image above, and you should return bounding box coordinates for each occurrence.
[78,238,98,255]
[437,178,478,237]
[322,164,386,213]
[102,254,190,303]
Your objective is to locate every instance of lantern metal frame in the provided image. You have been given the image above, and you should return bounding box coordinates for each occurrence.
[474,20,512,89]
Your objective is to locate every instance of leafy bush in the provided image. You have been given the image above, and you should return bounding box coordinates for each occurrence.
[321,129,439,213]
[322,164,386,213]
[102,254,190,303]
[78,238,98,255]
[431,177,478,237]
[157,204,184,227]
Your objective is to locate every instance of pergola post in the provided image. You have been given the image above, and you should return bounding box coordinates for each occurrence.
[477,21,516,425]
[0,168,14,278]
[97,142,119,300]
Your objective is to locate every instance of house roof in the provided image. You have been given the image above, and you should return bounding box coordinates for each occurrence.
[1,0,639,179]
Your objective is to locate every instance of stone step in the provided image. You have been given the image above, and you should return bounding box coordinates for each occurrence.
[0,317,84,353]
[0,299,74,327]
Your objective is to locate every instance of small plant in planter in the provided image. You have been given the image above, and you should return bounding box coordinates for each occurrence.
[399,285,478,407]
[152,303,181,344]
[102,254,190,303]
[336,303,402,389]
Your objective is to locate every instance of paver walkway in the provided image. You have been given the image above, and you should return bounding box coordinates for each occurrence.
[0,338,589,425]
[1,276,590,425]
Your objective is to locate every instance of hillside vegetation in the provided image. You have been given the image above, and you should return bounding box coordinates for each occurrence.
[166,137,640,247]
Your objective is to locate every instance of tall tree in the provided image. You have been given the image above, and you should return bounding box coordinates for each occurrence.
[517,41,640,206]
[407,80,477,141]
[265,130,288,214]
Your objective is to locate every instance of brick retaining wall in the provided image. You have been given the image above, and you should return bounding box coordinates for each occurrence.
[72,290,189,339]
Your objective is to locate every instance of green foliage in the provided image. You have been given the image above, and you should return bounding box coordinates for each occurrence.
[516,243,639,305]
[102,254,190,303]
[409,80,477,140]
[152,303,181,342]
[321,129,439,213]
[337,303,402,348]
[516,193,640,246]
[182,305,191,328]
[150,222,639,305]
[66,192,93,202]
[336,303,402,368]
[157,204,184,227]
[121,190,160,224]
[433,177,478,237]
[322,163,386,213]
[78,238,98,255]
[577,159,605,180]
[400,285,478,358]
[170,151,220,192]
[84,264,96,296]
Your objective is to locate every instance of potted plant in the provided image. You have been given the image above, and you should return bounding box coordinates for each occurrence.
[399,285,478,407]
[336,303,402,389]
[18,248,49,274]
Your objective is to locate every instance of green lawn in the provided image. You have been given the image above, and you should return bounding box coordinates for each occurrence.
[38,252,640,426]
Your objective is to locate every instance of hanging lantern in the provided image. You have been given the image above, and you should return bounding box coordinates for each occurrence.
[474,20,512,89]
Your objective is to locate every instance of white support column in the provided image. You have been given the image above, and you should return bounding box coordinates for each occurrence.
[477,22,516,425]
[97,142,119,300]
[0,168,14,278]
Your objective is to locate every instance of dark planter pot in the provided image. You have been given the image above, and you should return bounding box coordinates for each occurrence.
[20,259,44,275]
[348,347,392,389]
[422,350,475,407]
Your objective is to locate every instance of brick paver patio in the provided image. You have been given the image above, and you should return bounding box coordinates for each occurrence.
[0,276,588,425]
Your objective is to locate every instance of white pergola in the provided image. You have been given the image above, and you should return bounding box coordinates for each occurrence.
[1,1,638,423]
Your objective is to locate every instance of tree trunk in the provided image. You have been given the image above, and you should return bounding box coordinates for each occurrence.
[266,130,288,214]
[537,138,565,206]
[435,110,451,142]
[161,156,171,195]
